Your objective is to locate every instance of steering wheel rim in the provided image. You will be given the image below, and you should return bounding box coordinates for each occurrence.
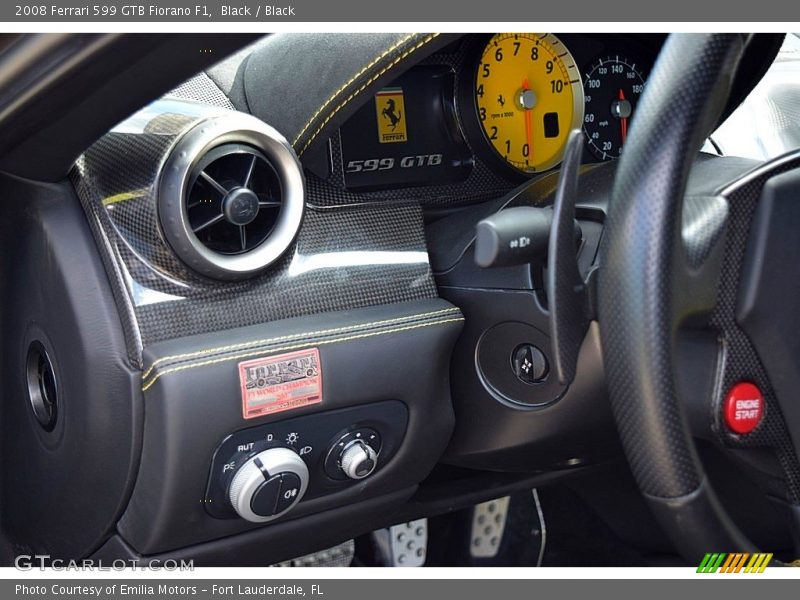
[598,33,758,562]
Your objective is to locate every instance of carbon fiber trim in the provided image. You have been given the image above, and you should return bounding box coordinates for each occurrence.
[70,100,439,366]
[682,195,729,270]
[321,132,513,208]
[167,72,235,110]
[714,152,800,503]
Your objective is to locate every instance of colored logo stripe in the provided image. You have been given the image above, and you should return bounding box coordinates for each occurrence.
[698,553,726,573]
[697,553,772,573]
[721,553,749,572]
[745,553,773,573]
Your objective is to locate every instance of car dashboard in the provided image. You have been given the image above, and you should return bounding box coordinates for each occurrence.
[0,31,785,565]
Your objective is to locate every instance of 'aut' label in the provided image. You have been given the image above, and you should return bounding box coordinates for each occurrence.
[238,349,322,419]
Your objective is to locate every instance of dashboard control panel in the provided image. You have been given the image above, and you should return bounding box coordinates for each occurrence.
[204,401,408,520]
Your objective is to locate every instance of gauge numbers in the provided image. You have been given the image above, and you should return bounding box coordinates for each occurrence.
[475,33,584,173]
[583,56,645,160]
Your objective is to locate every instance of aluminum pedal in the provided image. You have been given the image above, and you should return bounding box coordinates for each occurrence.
[372,518,428,567]
[273,539,354,567]
[469,496,510,558]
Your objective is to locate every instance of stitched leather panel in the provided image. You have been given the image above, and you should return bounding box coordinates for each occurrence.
[240,33,457,157]
[141,304,464,391]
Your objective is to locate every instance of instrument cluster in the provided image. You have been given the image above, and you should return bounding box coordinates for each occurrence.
[465,32,657,177]
[334,33,660,191]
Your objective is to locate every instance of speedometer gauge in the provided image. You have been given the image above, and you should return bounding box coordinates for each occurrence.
[583,56,645,160]
[475,33,584,173]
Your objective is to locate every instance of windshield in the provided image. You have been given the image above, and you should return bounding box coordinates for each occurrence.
[712,33,800,160]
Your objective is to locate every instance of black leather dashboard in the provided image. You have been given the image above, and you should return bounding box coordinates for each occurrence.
[0,32,785,565]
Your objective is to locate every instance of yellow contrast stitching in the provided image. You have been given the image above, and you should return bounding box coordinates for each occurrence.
[102,189,148,207]
[141,316,464,392]
[291,33,418,147]
[298,33,440,156]
[141,306,460,380]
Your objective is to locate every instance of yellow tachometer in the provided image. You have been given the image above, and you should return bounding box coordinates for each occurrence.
[475,33,584,173]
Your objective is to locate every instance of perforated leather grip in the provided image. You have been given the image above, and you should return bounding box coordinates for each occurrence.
[598,34,754,559]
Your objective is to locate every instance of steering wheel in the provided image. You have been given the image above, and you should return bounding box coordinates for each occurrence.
[599,33,800,562]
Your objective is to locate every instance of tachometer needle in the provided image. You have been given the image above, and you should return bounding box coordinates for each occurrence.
[523,78,533,161]
[618,88,628,144]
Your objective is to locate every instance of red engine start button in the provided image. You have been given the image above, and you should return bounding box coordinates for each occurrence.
[724,382,764,435]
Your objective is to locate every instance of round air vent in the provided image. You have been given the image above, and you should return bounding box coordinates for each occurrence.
[158,113,304,280]
[26,341,58,432]
[185,144,282,255]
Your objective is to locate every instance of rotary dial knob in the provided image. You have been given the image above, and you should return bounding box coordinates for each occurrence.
[228,447,309,523]
[339,440,378,480]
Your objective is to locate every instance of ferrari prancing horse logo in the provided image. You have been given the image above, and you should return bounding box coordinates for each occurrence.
[375,87,408,144]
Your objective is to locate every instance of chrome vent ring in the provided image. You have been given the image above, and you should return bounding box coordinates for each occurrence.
[158,113,305,280]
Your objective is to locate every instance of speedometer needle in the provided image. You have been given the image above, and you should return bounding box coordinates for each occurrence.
[618,88,628,144]
[523,78,533,161]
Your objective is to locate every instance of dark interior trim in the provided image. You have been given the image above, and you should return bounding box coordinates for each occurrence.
[0,33,260,181]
